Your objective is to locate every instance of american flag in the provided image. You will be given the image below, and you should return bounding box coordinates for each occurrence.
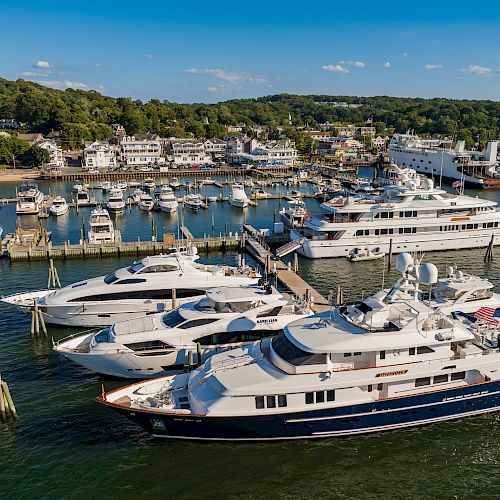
[474,307,500,325]
[452,179,464,189]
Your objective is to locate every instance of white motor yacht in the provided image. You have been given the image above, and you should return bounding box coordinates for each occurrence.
[100,181,112,191]
[54,284,312,378]
[230,183,249,208]
[138,193,154,211]
[98,254,500,440]
[2,248,259,327]
[279,200,308,229]
[184,194,203,210]
[16,183,45,215]
[169,178,180,189]
[76,188,92,206]
[49,196,69,216]
[128,180,141,188]
[87,208,115,245]
[143,178,156,190]
[158,186,178,213]
[117,180,128,190]
[106,187,125,213]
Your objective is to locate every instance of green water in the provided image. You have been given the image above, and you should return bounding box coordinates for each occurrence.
[2,179,500,498]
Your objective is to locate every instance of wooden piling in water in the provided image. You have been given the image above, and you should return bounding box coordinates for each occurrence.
[388,238,393,270]
[484,235,494,262]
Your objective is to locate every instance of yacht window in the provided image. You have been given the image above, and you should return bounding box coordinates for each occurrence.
[94,328,110,344]
[104,273,119,284]
[305,392,314,404]
[377,383,383,391]
[415,377,431,387]
[69,288,177,302]
[357,301,373,314]
[326,390,335,401]
[138,264,179,273]
[409,347,415,355]
[416,346,434,354]
[315,391,325,403]
[255,396,265,409]
[266,396,276,408]
[178,318,220,329]
[278,395,287,407]
[353,352,361,356]
[451,371,466,381]
[344,353,352,357]
[127,262,145,274]
[113,278,147,285]
[162,309,186,328]
[257,306,283,317]
[176,289,205,299]
[124,340,171,351]
[272,332,327,366]
[367,385,373,392]
[434,374,449,384]
[194,330,272,346]
[380,350,386,360]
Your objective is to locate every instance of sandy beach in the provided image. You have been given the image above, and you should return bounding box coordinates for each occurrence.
[0,171,40,183]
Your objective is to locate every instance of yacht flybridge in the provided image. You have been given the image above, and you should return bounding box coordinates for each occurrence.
[1,248,259,327]
[54,285,312,378]
[98,254,500,440]
[291,175,500,258]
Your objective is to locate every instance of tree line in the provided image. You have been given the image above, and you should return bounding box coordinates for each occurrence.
[0,77,498,153]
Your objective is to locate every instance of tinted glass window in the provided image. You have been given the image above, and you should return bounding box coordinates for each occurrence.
[104,273,119,284]
[326,390,335,401]
[417,346,435,354]
[451,371,466,381]
[178,318,219,330]
[114,278,147,285]
[194,330,273,346]
[162,309,186,328]
[266,396,276,408]
[316,391,325,403]
[127,262,145,273]
[255,396,265,409]
[278,395,287,407]
[434,374,448,384]
[415,377,431,387]
[124,340,170,351]
[305,392,314,404]
[271,332,327,366]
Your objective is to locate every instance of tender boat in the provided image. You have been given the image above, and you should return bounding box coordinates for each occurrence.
[87,208,115,245]
[2,248,258,327]
[54,284,312,378]
[106,187,125,213]
[347,246,385,262]
[230,183,249,208]
[143,178,156,190]
[98,254,500,440]
[184,194,203,210]
[169,178,180,189]
[138,193,154,211]
[16,183,45,215]
[158,186,178,213]
[49,196,69,216]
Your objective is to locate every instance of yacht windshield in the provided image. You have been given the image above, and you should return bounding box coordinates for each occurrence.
[127,262,145,274]
[162,309,186,328]
[271,332,327,366]
[104,273,119,284]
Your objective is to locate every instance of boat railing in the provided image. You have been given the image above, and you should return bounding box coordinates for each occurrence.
[206,354,253,374]
[54,328,102,346]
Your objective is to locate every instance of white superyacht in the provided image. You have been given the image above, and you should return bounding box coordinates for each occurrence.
[2,248,259,327]
[289,176,500,258]
[54,285,312,377]
[99,254,500,440]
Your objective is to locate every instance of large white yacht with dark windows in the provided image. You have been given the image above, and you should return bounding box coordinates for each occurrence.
[289,175,500,259]
[389,132,499,188]
[54,285,312,378]
[1,248,258,327]
[16,182,45,215]
[98,254,500,440]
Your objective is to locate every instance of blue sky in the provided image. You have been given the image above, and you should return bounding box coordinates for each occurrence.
[1,0,499,103]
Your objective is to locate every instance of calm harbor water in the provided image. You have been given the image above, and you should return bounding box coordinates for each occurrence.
[2,177,500,498]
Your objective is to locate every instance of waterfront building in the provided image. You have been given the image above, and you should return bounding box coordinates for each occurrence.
[36,140,64,167]
[120,135,164,167]
[203,138,227,156]
[17,132,44,146]
[230,139,297,166]
[83,141,117,169]
[167,139,212,166]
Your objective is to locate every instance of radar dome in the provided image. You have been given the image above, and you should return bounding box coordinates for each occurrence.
[396,253,414,273]
[422,178,434,190]
[419,263,438,285]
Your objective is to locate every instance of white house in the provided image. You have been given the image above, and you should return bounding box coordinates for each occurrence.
[230,139,297,166]
[36,140,64,167]
[167,139,211,166]
[203,138,226,156]
[120,135,164,166]
[83,141,117,169]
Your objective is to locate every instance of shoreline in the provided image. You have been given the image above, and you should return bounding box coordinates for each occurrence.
[0,171,39,183]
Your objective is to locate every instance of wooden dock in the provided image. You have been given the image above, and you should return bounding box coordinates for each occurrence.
[242,225,330,313]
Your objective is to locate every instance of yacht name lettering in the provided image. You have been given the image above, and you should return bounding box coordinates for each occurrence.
[376,370,408,377]
[256,318,278,324]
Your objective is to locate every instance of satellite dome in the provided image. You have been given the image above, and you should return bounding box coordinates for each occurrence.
[422,178,434,190]
[419,263,438,285]
[396,253,414,273]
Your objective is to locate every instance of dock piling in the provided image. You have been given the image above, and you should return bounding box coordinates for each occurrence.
[484,235,494,262]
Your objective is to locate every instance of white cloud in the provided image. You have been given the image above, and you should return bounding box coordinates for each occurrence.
[402,52,409,57]
[322,64,349,74]
[185,68,265,85]
[22,71,49,77]
[340,60,365,68]
[462,64,491,75]
[29,79,103,91]
[33,60,52,69]
[144,54,152,59]
[383,61,391,68]
[425,64,443,70]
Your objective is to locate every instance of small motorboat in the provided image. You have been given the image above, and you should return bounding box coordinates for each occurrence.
[347,247,385,262]
[128,180,141,188]
[184,194,203,210]
[49,196,69,216]
[100,181,112,191]
[143,178,156,190]
[169,177,180,189]
[117,179,128,190]
[138,193,154,211]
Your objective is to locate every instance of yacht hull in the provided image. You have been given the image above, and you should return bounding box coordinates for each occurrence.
[100,379,500,440]
[292,230,500,259]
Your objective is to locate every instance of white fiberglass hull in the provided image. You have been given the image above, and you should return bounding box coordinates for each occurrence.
[291,229,500,259]
[50,205,69,216]
[231,199,249,208]
[159,202,178,213]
